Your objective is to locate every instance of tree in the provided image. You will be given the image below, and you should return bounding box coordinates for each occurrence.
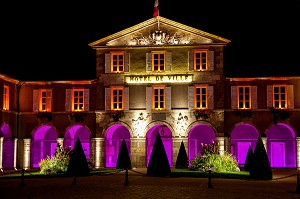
[249,136,273,180]
[67,137,90,176]
[244,145,253,171]
[175,141,188,169]
[147,133,171,177]
[116,139,132,170]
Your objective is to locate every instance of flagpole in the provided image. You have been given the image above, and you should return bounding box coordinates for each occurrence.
[153,0,160,30]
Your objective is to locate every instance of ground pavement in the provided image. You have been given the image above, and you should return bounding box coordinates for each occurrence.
[1,168,300,199]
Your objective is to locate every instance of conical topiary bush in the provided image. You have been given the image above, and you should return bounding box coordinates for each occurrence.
[147,133,171,177]
[244,145,253,171]
[116,138,132,170]
[175,141,188,169]
[249,136,273,180]
[67,137,90,176]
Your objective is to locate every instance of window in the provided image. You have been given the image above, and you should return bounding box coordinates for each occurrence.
[194,85,207,109]
[40,90,47,111]
[273,85,287,109]
[194,50,208,71]
[111,52,124,73]
[3,85,9,110]
[238,86,251,109]
[111,86,124,110]
[33,89,52,112]
[153,86,165,110]
[73,89,84,111]
[152,51,165,72]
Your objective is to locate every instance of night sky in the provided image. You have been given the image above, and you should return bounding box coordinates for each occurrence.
[0,0,299,81]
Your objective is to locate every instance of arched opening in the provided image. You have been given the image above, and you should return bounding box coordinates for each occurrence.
[267,123,296,168]
[31,125,58,168]
[231,123,259,166]
[146,124,173,167]
[105,124,131,168]
[188,124,216,164]
[1,124,14,169]
[64,124,91,160]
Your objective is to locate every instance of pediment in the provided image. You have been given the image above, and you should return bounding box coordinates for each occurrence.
[89,16,230,48]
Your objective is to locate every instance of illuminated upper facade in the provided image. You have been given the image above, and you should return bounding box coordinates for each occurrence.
[0,16,300,170]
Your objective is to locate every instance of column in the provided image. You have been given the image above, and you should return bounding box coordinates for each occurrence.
[216,137,225,155]
[0,137,3,170]
[57,137,64,147]
[93,138,102,169]
[261,137,267,153]
[13,138,18,169]
[296,138,300,169]
[23,138,31,170]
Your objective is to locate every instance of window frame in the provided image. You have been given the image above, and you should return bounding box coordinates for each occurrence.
[111,51,125,73]
[3,85,9,110]
[72,89,85,111]
[111,86,124,110]
[194,50,208,71]
[152,51,166,72]
[194,85,208,109]
[237,86,251,109]
[273,85,287,109]
[152,85,166,110]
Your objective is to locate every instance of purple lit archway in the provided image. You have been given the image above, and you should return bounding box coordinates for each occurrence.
[146,124,173,167]
[1,124,14,168]
[231,123,259,165]
[31,125,58,168]
[267,123,296,168]
[105,124,131,168]
[188,124,216,163]
[64,124,91,160]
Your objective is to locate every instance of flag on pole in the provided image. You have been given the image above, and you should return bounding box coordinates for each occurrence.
[153,0,159,17]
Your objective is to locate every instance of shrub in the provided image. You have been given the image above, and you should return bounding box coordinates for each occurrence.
[189,142,240,172]
[175,141,188,169]
[39,143,72,175]
[116,139,132,170]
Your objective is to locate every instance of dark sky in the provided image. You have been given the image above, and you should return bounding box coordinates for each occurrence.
[0,0,300,81]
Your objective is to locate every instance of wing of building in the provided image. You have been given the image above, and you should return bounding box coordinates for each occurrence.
[0,16,299,170]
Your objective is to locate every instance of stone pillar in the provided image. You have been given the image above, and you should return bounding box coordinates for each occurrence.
[0,137,3,169]
[296,138,300,169]
[57,138,64,147]
[23,138,31,170]
[216,137,225,155]
[92,138,102,169]
[261,137,267,153]
[14,138,18,169]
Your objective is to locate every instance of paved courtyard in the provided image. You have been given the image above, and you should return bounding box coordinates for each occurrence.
[1,168,300,199]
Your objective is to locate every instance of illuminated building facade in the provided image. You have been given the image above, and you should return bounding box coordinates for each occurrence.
[1,16,300,170]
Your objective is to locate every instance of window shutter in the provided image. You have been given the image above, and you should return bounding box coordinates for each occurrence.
[251,86,257,109]
[46,89,52,112]
[105,53,111,73]
[84,89,89,111]
[166,86,171,110]
[166,52,172,71]
[146,53,152,71]
[105,88,111,110]
[208,86,214,109]
[188,51,194,71]
[287,85,294,109]
[146,87,152,110]
[208,51,214,71]
[33,89,39,112]
[124,87,129,110]
[267,85,273,108]
[231,86,237,109]
[124,53,130,72]
[65,89,72,111]
[188,86,194,110]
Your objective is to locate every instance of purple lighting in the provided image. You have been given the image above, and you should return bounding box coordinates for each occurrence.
[267,123,296,168]
[105,124,131,168]
[231,124,259,165]
[146,125,173,167]
[188,124,216,164]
